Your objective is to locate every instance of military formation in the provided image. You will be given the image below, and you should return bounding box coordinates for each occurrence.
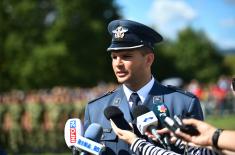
[0,101,87,153]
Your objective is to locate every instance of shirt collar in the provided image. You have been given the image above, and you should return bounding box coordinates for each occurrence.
[123,77,155,103]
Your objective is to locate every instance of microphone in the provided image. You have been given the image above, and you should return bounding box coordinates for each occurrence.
[132,105,158,135]
[80,123,104,155]
[152,103,172,149]
[84,123,103,142]
[104,106,132,130]
[164,115,199,136]
[64,119,105,155]
[132,105,168,149]
[153,103,199,148]
[64,118,84,155]
[152,102,170,127]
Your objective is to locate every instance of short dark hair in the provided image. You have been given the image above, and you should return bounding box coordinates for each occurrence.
[138,46,154,56]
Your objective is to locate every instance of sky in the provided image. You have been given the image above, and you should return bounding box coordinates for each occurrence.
[115,0,235,50]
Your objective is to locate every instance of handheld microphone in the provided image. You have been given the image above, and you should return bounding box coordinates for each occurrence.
[64,119,104,155]
[104,106,132,130]
[84,123,103,142]
[132,105,158,135]
[153,103,199,137]
[64,118,84,155]
[132,105,168,149]
[164,115,199,136]
[80,123,104,155]
[152,103,172,149]
[152,102,170,127]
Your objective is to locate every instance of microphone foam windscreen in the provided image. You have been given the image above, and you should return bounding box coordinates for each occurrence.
[84,123,103,142]
[104,106,123,120]
[132,105,150,119]
[104,106,132,130]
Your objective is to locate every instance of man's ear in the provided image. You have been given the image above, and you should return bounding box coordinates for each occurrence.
[146,53,154,66]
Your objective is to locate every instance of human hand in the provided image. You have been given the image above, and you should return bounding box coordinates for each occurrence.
[110,120,137,144]
[145,128,177,144]
[174,118,216,147]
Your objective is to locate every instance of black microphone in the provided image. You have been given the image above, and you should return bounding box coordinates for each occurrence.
[173,115,199,136]
[152,102,170,127]
[104,106,132,130]
[152,103,172,150]
[153,103,199,142]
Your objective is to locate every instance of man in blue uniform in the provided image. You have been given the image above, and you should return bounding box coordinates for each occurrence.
[84,19,204,155]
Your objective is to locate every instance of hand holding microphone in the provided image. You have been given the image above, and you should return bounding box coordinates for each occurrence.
[104,106,138,144]
[132,105,169,149]
[110,120,137,144]
[173,118,216,147]
[164,115,199,136]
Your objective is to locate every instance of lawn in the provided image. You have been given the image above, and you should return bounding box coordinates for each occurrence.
[205,114,235,130]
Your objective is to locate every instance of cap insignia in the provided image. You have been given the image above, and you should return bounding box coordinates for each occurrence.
[112,26,128,39]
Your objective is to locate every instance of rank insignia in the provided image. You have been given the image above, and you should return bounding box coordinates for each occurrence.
[153,96,163,104]
[113,98,121,106]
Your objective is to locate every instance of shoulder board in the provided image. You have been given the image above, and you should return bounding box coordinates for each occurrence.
[88,89,115,104]
[166,85,195,98]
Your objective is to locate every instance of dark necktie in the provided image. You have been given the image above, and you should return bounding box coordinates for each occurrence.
[130,92,141,112]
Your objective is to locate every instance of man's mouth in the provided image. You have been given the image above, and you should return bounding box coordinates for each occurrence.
[116,71,127,77]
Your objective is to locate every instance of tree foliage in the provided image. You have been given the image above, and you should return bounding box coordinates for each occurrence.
[0,1,233,91]
[153,27,229,83]
[0,0,119,91]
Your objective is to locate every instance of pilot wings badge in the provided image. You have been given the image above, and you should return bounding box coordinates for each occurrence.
[112,26,128,39]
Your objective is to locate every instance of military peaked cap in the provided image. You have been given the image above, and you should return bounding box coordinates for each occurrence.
[107,19,163,51]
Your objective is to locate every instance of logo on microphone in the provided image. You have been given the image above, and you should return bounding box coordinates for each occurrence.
[70,120,76,143]
[157,105,167,113]
[143,117,154,122]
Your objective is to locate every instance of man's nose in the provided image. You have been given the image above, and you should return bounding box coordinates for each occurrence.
[116,57,123,66]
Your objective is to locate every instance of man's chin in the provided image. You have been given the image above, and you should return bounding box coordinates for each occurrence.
[116,77,128,84]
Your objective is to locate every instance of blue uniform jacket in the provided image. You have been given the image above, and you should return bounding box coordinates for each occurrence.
[84,80,204,155]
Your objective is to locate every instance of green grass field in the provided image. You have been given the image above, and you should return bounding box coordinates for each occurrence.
[205,114,235,130]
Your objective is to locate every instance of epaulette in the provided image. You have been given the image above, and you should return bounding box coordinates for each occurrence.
[166,85,196,98]
[88,89,115,104]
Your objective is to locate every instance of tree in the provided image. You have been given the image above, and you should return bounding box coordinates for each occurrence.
[166,27,227,82]
[0,0,120,91]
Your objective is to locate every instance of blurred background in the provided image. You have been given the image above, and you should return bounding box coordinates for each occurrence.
[0,0,235,154]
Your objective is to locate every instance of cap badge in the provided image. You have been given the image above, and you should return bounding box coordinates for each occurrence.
[112,26,128,39]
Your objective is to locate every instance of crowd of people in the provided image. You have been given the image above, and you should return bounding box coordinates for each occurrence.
[0,77,233,153]
[186,75,235,116]
[0,82,117,105]
[1,76,234,116]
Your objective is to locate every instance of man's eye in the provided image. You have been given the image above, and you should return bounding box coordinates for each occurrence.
[123,55,132,58]
[111,56,117,59]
